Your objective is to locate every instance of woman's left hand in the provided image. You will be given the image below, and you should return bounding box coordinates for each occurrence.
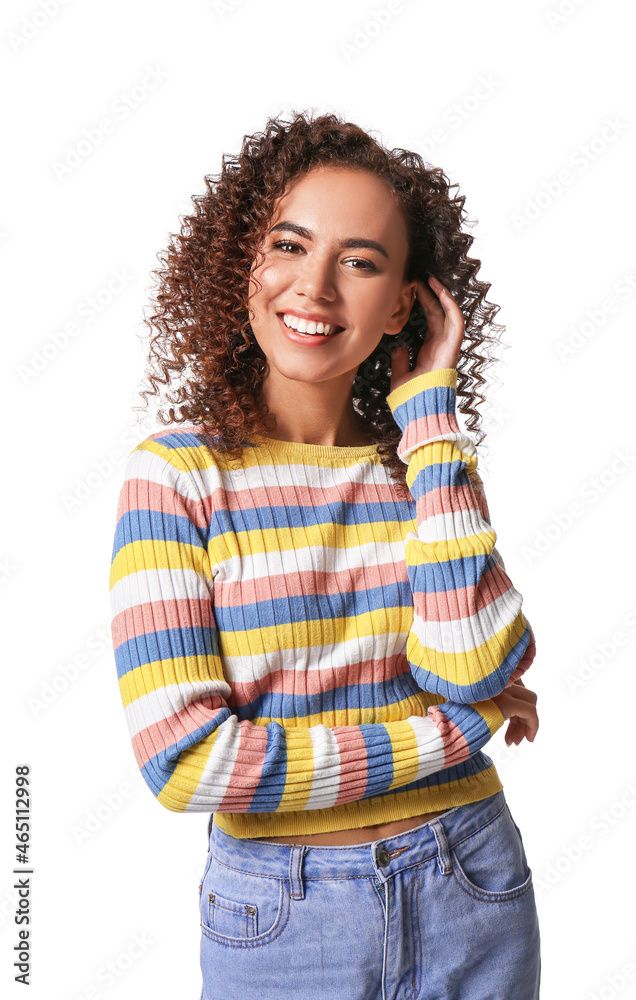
[390,275,465,394]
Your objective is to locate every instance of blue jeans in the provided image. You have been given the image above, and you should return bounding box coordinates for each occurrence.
[199,790,541,999]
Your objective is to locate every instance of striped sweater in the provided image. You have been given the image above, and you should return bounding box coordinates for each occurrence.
[109,367,535,839]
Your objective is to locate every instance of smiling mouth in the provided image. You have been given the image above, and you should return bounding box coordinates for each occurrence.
[278,313,345,337]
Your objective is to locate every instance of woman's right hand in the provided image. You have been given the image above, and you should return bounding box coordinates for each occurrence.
[491,679,539,746]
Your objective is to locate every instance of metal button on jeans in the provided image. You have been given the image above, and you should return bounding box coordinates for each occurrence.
[377,848,391,867]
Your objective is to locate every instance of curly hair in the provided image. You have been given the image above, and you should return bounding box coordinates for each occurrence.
[136,109,507,500]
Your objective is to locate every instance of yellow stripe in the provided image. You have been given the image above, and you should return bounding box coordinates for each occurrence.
[387,719,421,790]
[473,699,506,735]
[214,764,503,837]
[406,439,478,487]
[156,738,222,812]
[404,530,497,564]
[216,607,414,658]
[118,655,223,707]
[212,517,413,560]
[110,538,211,588]
[116,615,528,708]
[247,693,443,730]
[386,367,457,410]
[278,727,314,811]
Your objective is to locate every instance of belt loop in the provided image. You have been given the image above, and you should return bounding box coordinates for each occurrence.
[207,813,214,840]
[429,818,453,876]
[289,844,308,900]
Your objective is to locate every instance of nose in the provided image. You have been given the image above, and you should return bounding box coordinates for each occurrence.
[293,251,337,301]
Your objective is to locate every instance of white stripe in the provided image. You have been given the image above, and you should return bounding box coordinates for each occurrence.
[408,715,447,779]
[220,630,407,684]
[124,680,231,736]
[412,508,495,545]
[186,713,244,810]
[110,567,212,616]
[409,584,524,656]
[214,539,408,582]
[399,430,476,465]
[188,455,389,496]
[306,726,342,809]
[123,447,197,497]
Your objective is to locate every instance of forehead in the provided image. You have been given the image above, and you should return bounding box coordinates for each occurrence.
[271,165,408,244]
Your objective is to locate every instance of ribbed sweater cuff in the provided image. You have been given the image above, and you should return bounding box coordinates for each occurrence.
[385,368,465,466]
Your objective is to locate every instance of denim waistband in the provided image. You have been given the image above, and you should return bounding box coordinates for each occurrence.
[208,791,507,887]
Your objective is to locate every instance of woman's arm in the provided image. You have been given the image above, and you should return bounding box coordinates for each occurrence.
[385,368,535,703]
[109,444,510,814]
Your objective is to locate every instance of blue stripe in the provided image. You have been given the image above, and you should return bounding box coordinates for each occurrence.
[406,553,499,594]
[114,625,219,678]
[140,709,231,797]
[234,673,422,723]
[248,723,288,812]
[214,579,412,631]
[360,724,395,799]
[136,430,219,453]
[436,701,491,754]
[111,508,208,561]
[391,384,455,433]
[372,751,494,797]
[111,497,416,555]
[408,460,473,499]
[208,498,415,537]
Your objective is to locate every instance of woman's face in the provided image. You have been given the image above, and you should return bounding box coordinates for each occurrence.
[247,164,415,391]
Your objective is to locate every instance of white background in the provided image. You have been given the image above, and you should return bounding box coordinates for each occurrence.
[2,1,635,997]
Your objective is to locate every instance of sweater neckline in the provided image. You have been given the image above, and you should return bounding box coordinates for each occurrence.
[249,433,381,459]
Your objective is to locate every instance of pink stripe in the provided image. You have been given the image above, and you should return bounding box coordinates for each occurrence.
[218,725,270,810]
[205,479,401,515]
[121,477,209,530]
[400,412,460,455]
[132,695,224,767]
[215,562,409,608]
[427,706,470,766]
[415,481,485,520]
[332,727,369,805]
[415,563,514,622]
[235,655,411,706]
[112,597,214,645]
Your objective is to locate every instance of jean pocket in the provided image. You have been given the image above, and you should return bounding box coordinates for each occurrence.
[450,804,533,903]
[199,854,290,947]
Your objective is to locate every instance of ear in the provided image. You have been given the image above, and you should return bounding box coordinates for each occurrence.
[384,282,417,335]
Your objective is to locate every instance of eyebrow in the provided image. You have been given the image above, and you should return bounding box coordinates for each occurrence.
[268,221,389,259]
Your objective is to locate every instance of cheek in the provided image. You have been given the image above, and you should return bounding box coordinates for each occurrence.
[248,265,277,320]
[251,259,285,296]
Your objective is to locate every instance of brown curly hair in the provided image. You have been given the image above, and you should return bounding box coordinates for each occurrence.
[136,109,506,500]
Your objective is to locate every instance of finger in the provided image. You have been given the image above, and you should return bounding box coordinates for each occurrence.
[415,278,445,311]
[505,718,523,746]
[426,276,465,331]
[413,280,446,339]
[506,685,537,704]
[495,691,539,741]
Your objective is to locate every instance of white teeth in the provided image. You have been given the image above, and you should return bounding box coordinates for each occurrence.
[282,313,339,336]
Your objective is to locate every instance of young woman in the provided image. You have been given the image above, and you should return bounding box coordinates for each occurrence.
[109,111,541,999]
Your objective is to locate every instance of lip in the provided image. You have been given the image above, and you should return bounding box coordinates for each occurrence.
[277,309,345,330]
[276,312,345,345]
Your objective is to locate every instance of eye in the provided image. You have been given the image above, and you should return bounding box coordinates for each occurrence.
[272,240,378,271]
[271,240,302,253]
[343,257,378,272]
